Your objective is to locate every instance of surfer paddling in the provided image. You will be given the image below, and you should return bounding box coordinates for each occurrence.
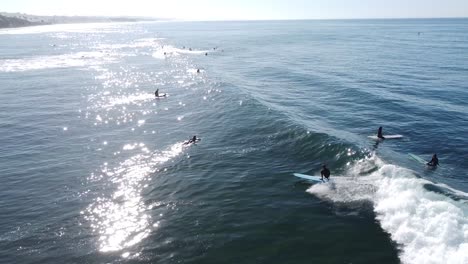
[184,135,199,145]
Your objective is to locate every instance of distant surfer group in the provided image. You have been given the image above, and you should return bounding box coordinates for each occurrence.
[153,45,219,146]
[315,126,439,183]
[153,89,200,145]
[157,45,219,99]
[376,126,439,167]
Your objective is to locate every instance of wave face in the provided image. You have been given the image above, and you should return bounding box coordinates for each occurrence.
[0,19,467,264]
[308,157,468,264]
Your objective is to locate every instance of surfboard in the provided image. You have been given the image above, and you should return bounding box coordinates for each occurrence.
[293,173,327,183]
[408,153,427,165]
[368,135,403,140]
[155,93,167,98]
[408,153,440,167]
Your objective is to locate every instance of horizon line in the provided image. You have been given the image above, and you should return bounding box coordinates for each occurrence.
[2,11,467,22]
[174,16,468,22]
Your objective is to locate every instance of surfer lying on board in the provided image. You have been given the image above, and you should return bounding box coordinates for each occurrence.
[320,165,330,181]
[377,126,385,139]
[427,154,439,167]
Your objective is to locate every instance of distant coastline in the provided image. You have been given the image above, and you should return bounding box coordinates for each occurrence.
[0,12,162,29]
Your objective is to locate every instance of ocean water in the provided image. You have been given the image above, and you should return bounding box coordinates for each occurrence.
[0,19,467,264]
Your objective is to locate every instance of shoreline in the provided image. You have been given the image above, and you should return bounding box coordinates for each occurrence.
[0,12,161,29]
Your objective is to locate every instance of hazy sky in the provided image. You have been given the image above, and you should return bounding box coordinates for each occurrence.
[2,0,468,20]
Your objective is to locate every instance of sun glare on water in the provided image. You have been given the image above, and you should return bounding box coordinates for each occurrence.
[85,143,183,252]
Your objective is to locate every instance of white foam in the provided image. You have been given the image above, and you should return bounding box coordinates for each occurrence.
[174,48,210,55]
[98,93,155,109]
[0,51,117,72]
[374,165,468,264]
[307,158,468,264]
[152,45,210,59]
[0,22,125,35]
[187,68,203,74]
[95,38,164,50]
[307,175,377,203]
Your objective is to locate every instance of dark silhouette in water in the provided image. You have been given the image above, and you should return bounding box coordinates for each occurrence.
[377,126,385,139]
[427,154,439,167]
[184,135,199,145]
[155,89,166,98]
[320,165,330,181]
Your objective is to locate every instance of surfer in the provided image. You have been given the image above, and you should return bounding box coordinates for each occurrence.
[197,69,200,73]
[184,135,198,145]
[377,126,385,139]
[320,165,330,181]
[155,89,159,97]
[427,154,439,167]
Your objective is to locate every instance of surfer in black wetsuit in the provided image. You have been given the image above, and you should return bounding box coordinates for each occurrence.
[189,135,197,143]
[184,135,198,145]
[377,126,385,139]
[320,165,330,181]
[155,89,159,97]
[427,154,439,167]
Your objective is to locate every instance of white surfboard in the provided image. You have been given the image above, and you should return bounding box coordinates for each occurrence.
[155,93,167,98]
[368,134,403,140]
[408,153,440,167]
[293,173,328,183]
[408,153,427,164]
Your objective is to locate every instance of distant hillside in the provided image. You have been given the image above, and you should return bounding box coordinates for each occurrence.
[0,14,35,28]
[0,12,161,28]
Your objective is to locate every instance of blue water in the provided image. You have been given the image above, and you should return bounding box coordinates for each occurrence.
[0,19,467,264]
